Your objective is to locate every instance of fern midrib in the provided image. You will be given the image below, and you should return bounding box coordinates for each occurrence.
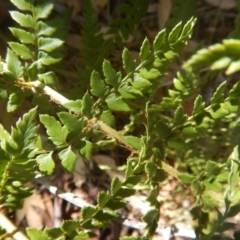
[0,157,15,198]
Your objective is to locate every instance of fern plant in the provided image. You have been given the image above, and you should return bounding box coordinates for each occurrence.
[79,0,150,89]
[165,0,197,29]
[0,0,240,240]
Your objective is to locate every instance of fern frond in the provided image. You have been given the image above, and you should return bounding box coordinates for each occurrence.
[158,71,198,110]
[165,0,197,29]
[9,0,71,76]
[107,0,150,46]
[0,0,71,111]
[79,0,150,87]
[9,0,64,66]
[184,39,240,75]
[0,108,39,210]
[79,0,112,85]
[88,18,196,123]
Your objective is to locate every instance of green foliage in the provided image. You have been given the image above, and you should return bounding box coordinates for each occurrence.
[107,0,150,45]
[27,223,96,240]
[9,0,64,65]
[184,39,240,75]
[0,108,39,210]
[79,0,150,88]
[79,0,108,83]
[0,0,240,239]
[0,0,70,111]
[165,0,197,28]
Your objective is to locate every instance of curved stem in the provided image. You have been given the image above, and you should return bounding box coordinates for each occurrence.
[0,64,183,181]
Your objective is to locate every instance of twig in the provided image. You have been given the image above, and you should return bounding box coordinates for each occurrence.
[28,80,182,180]
[0,213,29,240]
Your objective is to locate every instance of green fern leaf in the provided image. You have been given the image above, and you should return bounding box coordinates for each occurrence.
[168,18,196,50]
[168,21,183,45]
[58,112,87,138]
[9,28,34,44]
[140,38,151,61]
[82,91,94,118]
[38,20,57,36]
[10,11,34,28]
[0,125,10,142]
[173,105,187,126]
[118,83,143,100]
[90,71,107,97]
[184,40,240,75]
[210,81,227,105]
[7,91,25,112]
[132,73,152,92]
[111,177,122,195]
[100,110,115,127]
[27,228,50,240]
[122,48,136,74]
[10,0,32,11]
[63,100,83,114]
[193,95,205,116]
[38,37,64,53]
[38,52,63,65]
[6,49,22,79]
[153,29,166,53]
[38,72,58,87]
[36,152,55,175]
[78,140,93,161]
[106,93,131,112]
[35,1,53,20]
[40,115,68,146]
[118,18,195,109]
[58,146,77,173]
[100,20,199,113]
[103,60,121,88]
[8,42,33,59]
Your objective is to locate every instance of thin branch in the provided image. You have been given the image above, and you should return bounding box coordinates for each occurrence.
[10,75,182,180]
[0,213,29,240]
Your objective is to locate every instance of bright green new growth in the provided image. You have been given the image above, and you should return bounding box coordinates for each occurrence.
[0,0,240,239]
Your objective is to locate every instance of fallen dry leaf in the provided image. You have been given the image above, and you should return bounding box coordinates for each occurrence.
[91,0,107,10]
[157,0,172,30]
[204,0,236,10]
[16,191,47,230]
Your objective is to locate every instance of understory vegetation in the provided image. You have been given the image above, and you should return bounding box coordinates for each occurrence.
[0,0,240,239]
